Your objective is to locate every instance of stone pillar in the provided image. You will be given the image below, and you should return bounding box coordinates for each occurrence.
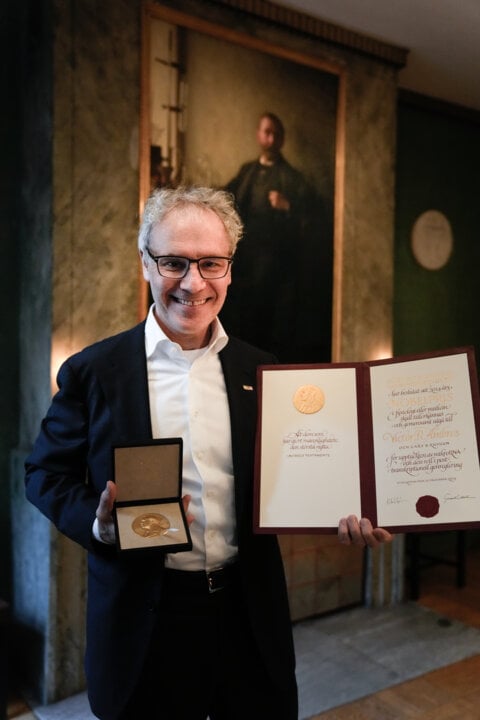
[364,535,405,607]
[336,55,402,609]
[11,0,141,705]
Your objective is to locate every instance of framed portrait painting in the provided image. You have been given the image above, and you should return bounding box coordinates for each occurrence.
[140,1,345,363]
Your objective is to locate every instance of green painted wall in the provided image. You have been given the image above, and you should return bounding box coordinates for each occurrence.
[394,97,480,371]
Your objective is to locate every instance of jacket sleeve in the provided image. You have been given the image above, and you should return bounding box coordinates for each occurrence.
[25,358,110,553]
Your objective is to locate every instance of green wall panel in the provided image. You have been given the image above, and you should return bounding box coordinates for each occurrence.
[394,99,480,372]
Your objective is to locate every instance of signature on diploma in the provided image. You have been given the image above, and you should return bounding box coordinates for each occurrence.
[386,496,407,505]
[444,492,475,502]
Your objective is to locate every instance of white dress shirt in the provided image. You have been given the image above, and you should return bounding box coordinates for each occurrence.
[144,305,238,571]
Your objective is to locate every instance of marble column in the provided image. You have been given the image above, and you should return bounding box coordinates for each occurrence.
[12,0,141,705]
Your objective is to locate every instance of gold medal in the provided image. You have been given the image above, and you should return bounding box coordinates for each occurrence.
[132,512,171,537]
[293,384,325,414]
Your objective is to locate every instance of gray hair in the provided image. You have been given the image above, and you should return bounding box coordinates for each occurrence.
[138,186,243,255]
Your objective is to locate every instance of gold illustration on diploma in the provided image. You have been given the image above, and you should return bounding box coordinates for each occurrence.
[293,385,325,414]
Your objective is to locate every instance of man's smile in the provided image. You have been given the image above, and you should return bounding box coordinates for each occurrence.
[172,295,210,307]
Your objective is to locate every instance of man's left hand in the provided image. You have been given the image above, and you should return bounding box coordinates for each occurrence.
[338,515,394,548]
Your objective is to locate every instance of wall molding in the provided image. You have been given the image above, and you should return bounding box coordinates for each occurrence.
[399,88,480,125]
[211,0,408,68]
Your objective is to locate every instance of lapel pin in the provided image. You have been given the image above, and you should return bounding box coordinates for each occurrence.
[242,384,254,391]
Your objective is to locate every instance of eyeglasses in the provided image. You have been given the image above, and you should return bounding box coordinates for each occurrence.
[146,248,233,279]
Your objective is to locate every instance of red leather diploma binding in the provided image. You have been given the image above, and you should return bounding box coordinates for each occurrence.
[253,347,480,534]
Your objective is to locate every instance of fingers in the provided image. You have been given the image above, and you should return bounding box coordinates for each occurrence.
[182,494,194,526]
[96,481,116,523]
[95,481,117,545]
[372,527,395,544]
[268,190,290,211]
[360,518,394,547]
[338,515,369,546]
[338,515,394,548]
[338,516,352,545]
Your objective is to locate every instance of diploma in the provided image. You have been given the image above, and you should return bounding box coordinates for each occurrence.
[253,347,480,533]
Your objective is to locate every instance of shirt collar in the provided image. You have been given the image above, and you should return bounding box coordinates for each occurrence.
[145,304,229,359]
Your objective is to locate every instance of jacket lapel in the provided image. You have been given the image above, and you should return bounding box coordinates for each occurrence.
[220,339,261,524]
[96,322,153,444]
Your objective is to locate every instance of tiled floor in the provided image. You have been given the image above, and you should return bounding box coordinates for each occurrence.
[311,544,480,719]
[8,543,480,719]
[7,697,34,720]
[295,601,480,718]
[7,691,33,719]
[311,654,480,720]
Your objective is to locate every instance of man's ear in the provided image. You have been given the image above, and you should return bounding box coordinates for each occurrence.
[139,249,150,282]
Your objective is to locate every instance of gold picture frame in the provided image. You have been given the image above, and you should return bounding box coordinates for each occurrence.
[139,0,347,362]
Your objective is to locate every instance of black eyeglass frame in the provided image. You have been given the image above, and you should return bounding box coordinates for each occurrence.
[146,248,233,279]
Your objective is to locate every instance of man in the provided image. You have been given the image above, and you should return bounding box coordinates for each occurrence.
[25,186,391,720]
[222,112,320,359]
[226,112,309,225]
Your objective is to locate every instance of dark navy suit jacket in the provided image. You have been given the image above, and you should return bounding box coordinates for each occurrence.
[25,322,297,719]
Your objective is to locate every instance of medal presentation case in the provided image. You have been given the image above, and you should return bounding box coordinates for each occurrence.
[113,438,192,553]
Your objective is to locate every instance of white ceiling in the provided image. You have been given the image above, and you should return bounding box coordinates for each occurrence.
[275,0,480,112]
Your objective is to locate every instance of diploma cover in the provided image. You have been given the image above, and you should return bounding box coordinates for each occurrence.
[254,347,480,533]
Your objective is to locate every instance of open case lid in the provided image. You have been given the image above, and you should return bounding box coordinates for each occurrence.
[112,438,192,553]
[113,438,183,502]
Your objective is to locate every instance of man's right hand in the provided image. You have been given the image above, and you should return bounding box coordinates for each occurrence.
[95,480,117,544]
[268,190,290,211]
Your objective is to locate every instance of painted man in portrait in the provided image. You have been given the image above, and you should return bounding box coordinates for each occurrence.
[221,112,327,362]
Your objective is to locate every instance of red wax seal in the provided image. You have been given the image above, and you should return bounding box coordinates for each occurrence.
[415,495,440,518]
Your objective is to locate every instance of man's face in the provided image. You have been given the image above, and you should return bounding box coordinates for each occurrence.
[256,116,284,159]
[141,206,232,349]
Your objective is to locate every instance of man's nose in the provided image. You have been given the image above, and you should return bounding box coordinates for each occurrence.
[179,262,206,290]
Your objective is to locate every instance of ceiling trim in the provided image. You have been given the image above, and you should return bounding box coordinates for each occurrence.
[399,89,480,126]
[212,0,409,68]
